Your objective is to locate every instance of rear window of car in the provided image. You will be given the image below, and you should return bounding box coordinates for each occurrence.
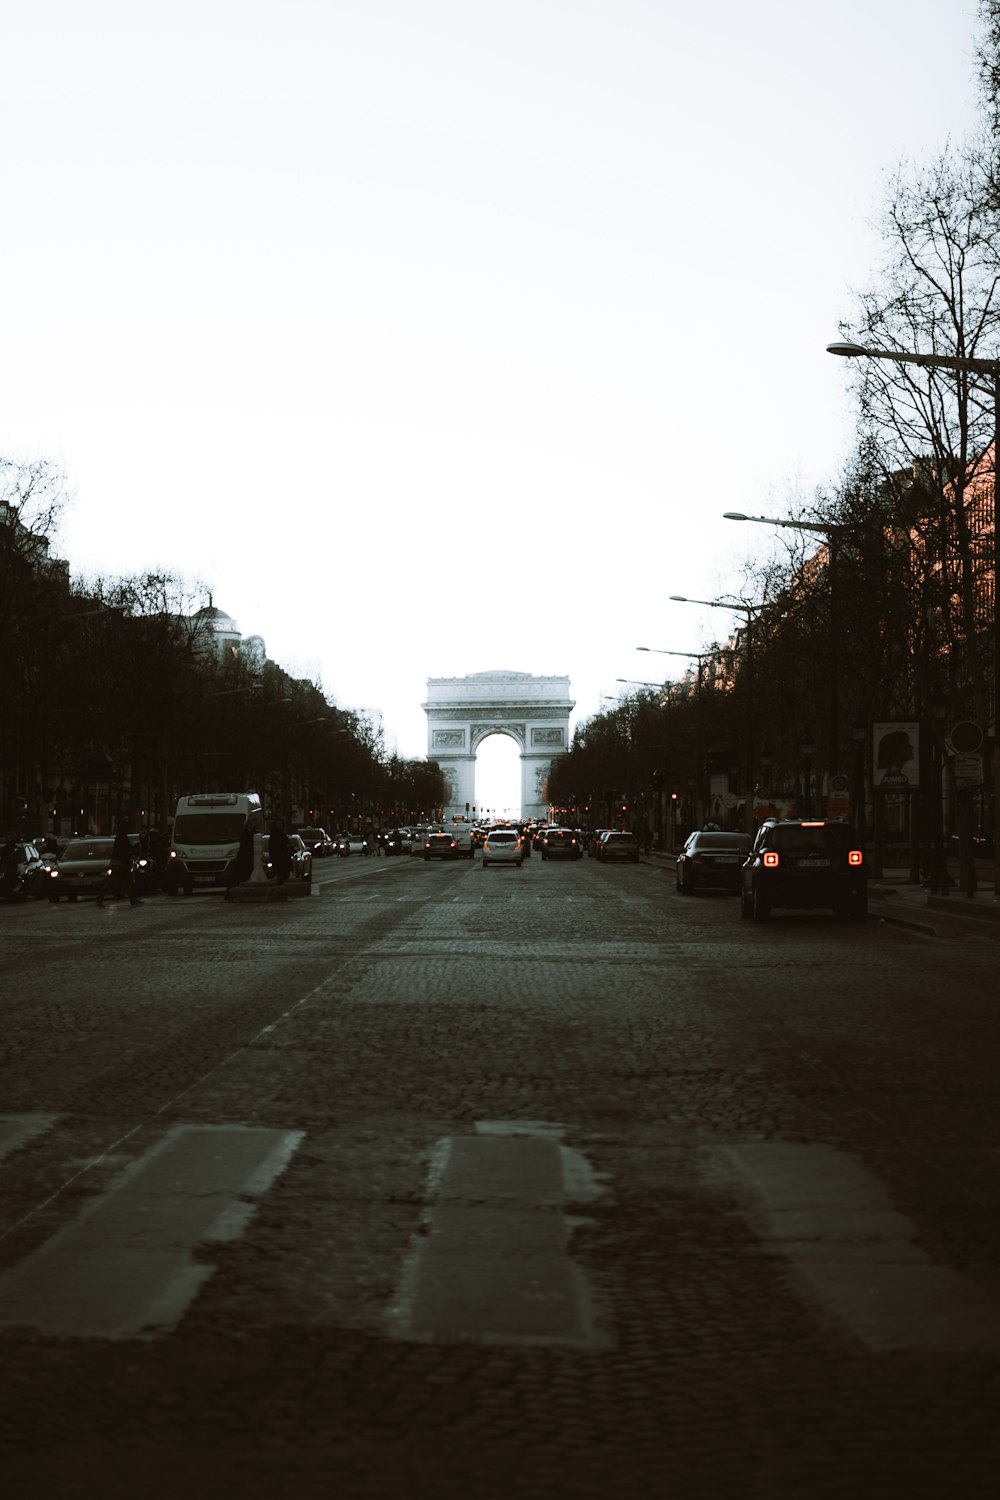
[299,829,323,839]
[489,833,518,844]
[692,833,751,851]
[771,825,853,853]
[605,833,637,843]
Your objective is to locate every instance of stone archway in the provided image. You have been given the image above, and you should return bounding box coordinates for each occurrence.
[422,671,575,821]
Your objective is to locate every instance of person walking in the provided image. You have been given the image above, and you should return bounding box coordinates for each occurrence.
[268,819,293,884]
[98,822,142,906]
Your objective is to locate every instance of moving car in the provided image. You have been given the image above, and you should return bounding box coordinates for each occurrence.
[262,834,313,883]
[423,832,459,861]
[540,828,583,861]
[587,829,611,858]
[336,831,370,856]
[740,819,867,923]
[46,837,118,902]
[597,831,640,863]
[481,829,523,868]
[297,827,335,858]
[676,830,752,893]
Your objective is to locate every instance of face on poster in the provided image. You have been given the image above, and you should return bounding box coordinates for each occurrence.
[872,722,920,789]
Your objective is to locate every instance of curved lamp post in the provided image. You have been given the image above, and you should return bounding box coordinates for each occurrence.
[670,595,765,832]
[636,646,715,827]
[828,338,1000,900]
[725,510,847,813]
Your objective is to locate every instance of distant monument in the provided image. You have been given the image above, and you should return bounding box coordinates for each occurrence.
[422,671,574,821]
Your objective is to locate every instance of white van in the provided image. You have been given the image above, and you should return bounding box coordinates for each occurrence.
[167,792,263,894]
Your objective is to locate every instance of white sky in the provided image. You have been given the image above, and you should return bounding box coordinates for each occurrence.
[2,0,985,805]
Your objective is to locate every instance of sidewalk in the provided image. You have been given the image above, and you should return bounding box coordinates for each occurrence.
[645,850,1000,941]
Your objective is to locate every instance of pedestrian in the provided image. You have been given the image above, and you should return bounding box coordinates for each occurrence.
[98,822,142,906]
[268,819,293,884]
[227,822,256,893]
[643,827,653,856]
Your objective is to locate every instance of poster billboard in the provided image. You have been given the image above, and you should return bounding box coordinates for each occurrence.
[871,722,920,791]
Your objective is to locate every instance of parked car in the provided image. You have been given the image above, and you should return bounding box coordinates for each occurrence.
[740,819,867,923]
[541,828,583,861]
[423,832,459,861]
[676,830,753,893]
[0,841,49,902]
[597,831,640,863]
[482,829,523,868]
[297,827,335,858]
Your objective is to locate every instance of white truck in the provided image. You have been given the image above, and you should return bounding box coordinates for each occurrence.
[167,792,263,894]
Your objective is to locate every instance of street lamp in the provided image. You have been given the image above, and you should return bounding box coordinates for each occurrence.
[636,647,715,827]
[725,510,847,811]
[670,595,765,832]
[828,337,1000,900]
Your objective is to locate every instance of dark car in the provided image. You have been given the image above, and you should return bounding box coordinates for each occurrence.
[297,827,335,858]
[423,832,458,861]
[0,841,49,901]
[47,837,116,902]
[597,831,640,863]
[46,835,155,902]
[676,830,753,893]
[587,828,611,858]
[740,819,867,923]
[541,828,583,861]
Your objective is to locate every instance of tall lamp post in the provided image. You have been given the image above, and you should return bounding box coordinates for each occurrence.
[828,339,1000,900]
[636,646,714,826]
[670,595,765,832]
[724,510,846,814]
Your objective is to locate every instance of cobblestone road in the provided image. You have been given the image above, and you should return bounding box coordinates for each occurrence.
[1,854,998,1498]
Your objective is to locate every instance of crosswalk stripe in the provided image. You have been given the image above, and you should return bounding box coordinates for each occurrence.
[0,1124,302,1340]
[395,1129,609,1349]
[721,1142,1000,1353]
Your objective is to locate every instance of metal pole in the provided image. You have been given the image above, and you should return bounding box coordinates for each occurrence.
[828,534,840,812]
[994,372,1000,900]
[744,614,754,834]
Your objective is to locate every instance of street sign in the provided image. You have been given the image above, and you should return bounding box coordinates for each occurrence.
[948,721,983,754]
[954,753,984,788]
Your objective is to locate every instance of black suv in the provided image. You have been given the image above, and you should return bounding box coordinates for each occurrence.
[740,819,867,923]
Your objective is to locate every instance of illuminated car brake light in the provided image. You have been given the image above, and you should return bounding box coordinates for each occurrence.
[848,849,863,866]
[762,851,780,868]
[801,821,825,827]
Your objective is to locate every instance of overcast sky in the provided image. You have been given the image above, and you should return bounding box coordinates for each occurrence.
[2,0,985,807]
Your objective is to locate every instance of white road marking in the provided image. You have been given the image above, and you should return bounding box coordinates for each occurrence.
[0,1115,57,1163]
[0,1124,302,1339]
[722,1142,1000,1352]
[393,1123,609,1348]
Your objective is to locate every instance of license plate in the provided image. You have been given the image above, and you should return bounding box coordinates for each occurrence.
[796,858,830,868]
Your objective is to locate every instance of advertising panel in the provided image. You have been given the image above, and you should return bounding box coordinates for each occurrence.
[872,722,920,791]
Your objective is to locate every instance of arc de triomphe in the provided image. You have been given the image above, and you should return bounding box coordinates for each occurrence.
[423,671,575,821]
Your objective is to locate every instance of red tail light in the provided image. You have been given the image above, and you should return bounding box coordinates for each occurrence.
[848,849,863,866]
[762,851,780,868]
